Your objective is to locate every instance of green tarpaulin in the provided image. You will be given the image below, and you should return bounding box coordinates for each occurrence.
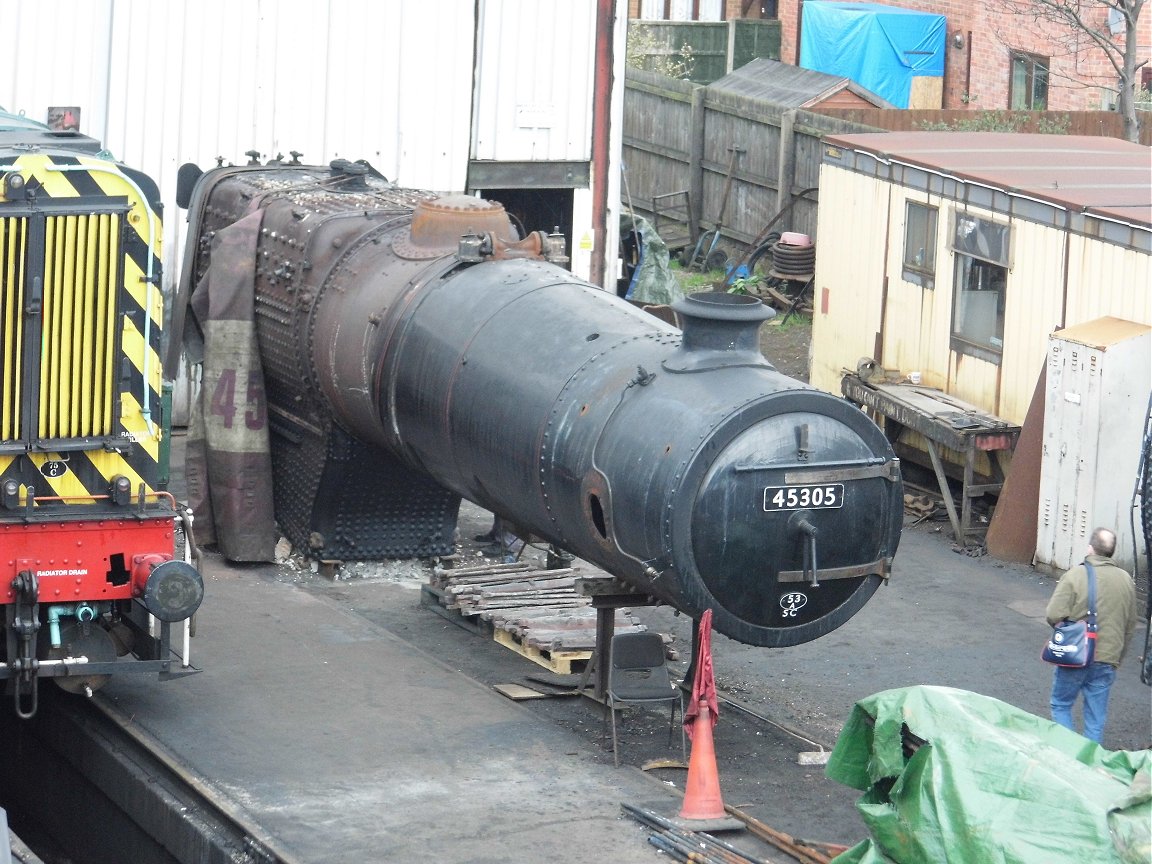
[826,686,1151,863]
[620,214,684,306]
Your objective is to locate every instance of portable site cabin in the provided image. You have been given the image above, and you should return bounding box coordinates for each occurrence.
[811,131,1151,570]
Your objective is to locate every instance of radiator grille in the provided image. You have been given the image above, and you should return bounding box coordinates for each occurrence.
[0,215,28,441]
[0,212,122,442]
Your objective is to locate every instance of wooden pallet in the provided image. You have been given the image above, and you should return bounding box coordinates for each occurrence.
[426,559,650,672]
[493,628,592,675]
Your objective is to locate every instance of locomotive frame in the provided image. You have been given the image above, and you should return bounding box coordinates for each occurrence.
[0,113,202,718]
[172,158,902,651]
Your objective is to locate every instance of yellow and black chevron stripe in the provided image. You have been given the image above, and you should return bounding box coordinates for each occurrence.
[0,151,164,503]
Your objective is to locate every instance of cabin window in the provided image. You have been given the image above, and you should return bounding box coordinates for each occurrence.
[1010,51,1049,110]
[950,213,1011,364]
[902,201,938,289]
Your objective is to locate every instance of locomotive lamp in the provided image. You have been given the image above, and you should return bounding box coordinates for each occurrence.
[142,560,204,623]
[2,170,25,200]
[2,478,19,509]
[110,474,132,506]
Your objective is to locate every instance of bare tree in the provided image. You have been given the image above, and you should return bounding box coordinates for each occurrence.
[995,0,1146,142]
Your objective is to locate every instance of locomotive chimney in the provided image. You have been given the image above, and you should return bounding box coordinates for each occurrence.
[664,291,775,372]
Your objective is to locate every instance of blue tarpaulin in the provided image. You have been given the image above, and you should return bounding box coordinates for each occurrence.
[800,2,945,109]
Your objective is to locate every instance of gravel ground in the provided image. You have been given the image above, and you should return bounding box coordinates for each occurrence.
[286,498,1150,858]
[759,316,812,383]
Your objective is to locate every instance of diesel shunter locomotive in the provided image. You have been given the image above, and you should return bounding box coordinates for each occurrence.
[0,111,202,718]
[174,158,902,650]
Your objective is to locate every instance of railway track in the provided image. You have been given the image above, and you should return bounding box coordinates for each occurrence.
[0,691,298,864]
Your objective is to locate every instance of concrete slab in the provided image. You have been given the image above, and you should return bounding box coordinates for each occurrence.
[98,560,680,863]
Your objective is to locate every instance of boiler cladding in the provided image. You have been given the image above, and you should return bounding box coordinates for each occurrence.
[172,160,902,648]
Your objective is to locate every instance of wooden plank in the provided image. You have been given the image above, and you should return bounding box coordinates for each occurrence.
[475,599,590,612]
[449,576,578,596]
[419,585,490,635]
[492,683,552,700]
[925,439,965,545]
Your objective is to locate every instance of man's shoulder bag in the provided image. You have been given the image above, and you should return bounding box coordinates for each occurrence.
[1042,562,1098,668]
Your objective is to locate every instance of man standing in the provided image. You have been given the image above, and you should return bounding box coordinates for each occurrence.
[1046,527,1139,744]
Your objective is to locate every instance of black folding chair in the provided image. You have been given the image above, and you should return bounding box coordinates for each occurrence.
[604,631,685,767]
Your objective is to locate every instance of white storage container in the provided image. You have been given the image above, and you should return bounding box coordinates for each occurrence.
[1036,317,1151,574]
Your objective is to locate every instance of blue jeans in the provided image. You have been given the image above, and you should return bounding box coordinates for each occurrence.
[1050,662,1117,743]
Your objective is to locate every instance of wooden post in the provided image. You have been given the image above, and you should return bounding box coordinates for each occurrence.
[688,85,706,245]
[776,108,797,217]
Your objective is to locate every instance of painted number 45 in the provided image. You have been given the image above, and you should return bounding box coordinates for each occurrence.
[210,368,267,430]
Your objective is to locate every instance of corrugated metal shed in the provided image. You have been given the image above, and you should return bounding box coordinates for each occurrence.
[709,58,892,109]
[472,0,597,162]
[824,132,1152,233]
[2,0,478,289]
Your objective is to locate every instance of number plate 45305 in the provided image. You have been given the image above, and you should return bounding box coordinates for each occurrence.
[763,484,844,511]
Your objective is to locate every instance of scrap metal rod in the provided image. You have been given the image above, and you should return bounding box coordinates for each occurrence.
[723,805,840,864]
[648,832,739,864]
[621,803,768,864]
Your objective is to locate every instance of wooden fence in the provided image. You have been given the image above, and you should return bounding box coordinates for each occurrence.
[622,68,1151,264]
[622,67,872,262]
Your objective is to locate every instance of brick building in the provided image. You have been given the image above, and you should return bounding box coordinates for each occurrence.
[634,1,1151,112]
[629,2,777,21]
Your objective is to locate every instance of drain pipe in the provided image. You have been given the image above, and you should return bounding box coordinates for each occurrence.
[47,603,98,648]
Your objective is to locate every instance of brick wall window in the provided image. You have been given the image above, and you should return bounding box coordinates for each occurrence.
[639,0,725,19]
[1010,51,1049,110]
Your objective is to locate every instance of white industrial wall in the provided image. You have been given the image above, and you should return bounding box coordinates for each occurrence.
[3,0,479,293]
[473,1,597,162]
[4,0,626,291]
[471,0,627,285]
[5,0,627,421]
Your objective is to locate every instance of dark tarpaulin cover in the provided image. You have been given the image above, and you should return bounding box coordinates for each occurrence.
[825,686,1151,863]
[799,2,945,109]
[184,210,278,562]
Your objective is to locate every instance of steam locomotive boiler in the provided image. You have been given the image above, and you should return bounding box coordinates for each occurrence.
[0,111,203,717]
[173,158,902,648]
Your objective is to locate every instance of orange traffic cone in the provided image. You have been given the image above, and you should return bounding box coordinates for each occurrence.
[678,699,726,821]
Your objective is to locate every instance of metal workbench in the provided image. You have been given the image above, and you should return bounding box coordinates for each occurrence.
[841,374,1020,546]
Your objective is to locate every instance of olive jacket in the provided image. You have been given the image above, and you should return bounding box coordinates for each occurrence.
[1046,553,1139,667]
